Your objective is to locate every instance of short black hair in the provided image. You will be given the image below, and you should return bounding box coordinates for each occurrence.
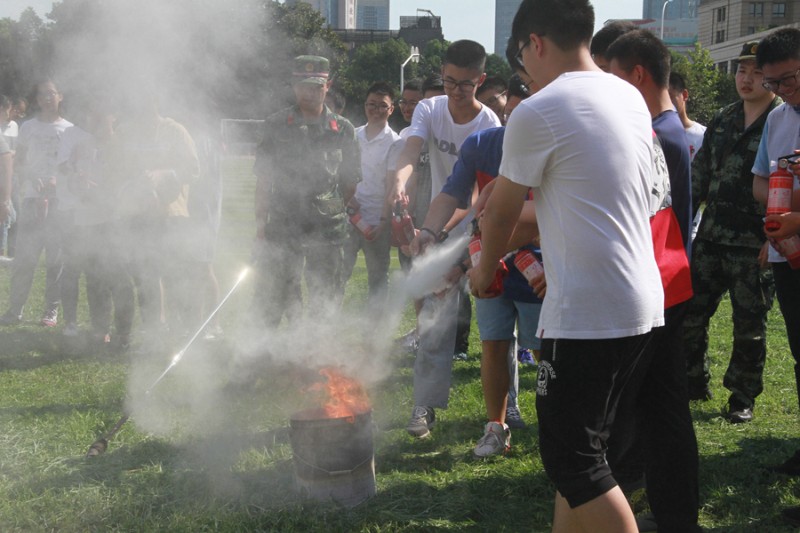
[422,73,444,94]
[757,28,800,68]
[443,40,486,72]
[402,79,422,93]
[365,81,394,101]
[669,71,687,92]
[605,29,671,88]
[590,21,638,59]
[507,74,530,100]
[476,76,507,98]
[506,36,521,72]
[511,0,594,52]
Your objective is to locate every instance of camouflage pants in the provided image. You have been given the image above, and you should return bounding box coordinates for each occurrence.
[683,239,774,406]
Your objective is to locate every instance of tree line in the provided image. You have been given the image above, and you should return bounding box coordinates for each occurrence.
[0,0,733,125]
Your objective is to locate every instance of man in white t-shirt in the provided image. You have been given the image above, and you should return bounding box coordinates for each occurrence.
[469,1,663,531]
[340,82,400,311]
[0,80,72,327]
[391,40,501,439]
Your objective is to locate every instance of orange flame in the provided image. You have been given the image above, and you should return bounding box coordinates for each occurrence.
[310,367,371,421]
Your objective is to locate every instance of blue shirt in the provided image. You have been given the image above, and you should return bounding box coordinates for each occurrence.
[441,127,542,303]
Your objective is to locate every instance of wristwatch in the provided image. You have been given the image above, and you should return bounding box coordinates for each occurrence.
[437,228,449,243]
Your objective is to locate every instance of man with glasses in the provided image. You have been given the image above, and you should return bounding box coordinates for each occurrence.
[470,1,663,530]
[683,41,779,423]
[391,40,500,438]
[340,82,399,312]
[476,76,508,124]
[751,32,800,527]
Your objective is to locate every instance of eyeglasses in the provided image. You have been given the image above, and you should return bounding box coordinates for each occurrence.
[762,68,800,92]
[515,40,531,68]
[443,77,481,92]
[483,91,507,106]
[365,102,391,111]
[397,99,419,107]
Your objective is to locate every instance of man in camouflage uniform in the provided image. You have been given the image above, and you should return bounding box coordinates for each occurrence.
[683,42,779,422]
[252,56,361,326]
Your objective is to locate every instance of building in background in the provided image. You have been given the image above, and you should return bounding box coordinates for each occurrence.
[698,0,800,72]
[494,0,522,55]
[333,10,443,52]
[286,0,356,30]
[643,0,698,19]
[357,0,390,30]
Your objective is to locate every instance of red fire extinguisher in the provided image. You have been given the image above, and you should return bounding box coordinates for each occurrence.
[391,201,416,247]
[514,249,544,283]
[468,219,507,297]
[347,206,375,241]
[766,158,794,231]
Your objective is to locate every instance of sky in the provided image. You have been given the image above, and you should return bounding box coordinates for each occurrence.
[1,0,645,53]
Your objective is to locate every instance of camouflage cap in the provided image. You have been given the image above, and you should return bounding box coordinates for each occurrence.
[738,41,759,62]
[293,55,330,85]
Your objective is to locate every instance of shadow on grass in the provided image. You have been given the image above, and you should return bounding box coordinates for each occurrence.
[697,435,800,532]
[0,328,116,370]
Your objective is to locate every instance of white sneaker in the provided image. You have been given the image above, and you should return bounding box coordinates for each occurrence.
[473,421,510,458]
[62,323,79,337]
[406,405,435,438]
[0,256,12,266]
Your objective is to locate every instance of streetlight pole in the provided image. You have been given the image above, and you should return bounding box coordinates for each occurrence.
[660,0,674,40]
[400,46,420,92]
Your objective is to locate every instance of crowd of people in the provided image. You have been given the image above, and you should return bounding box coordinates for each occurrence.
[0,81,222,350]
[2,0,800,529]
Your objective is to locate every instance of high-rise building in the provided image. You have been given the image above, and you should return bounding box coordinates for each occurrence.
[357,0,390,30]
[643,0,698,19]
[495,0,523,56]
[286,0,356,30]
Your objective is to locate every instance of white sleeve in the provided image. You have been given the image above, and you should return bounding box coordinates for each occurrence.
[499,104,553,189]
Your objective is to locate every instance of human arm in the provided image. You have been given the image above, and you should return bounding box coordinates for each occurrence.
[390,136,424,205]
[409,192,459,255]
[764,211,800,239]
[690,119,714,216]
[467,176,527,297]
[0,151,11,224]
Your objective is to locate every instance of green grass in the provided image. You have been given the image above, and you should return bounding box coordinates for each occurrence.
[0,158,798,532]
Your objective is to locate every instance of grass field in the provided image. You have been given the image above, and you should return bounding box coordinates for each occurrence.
[0,157,799,532]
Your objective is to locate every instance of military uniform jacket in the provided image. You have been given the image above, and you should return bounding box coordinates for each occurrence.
[254,105,361,242]
[692,96,781,249]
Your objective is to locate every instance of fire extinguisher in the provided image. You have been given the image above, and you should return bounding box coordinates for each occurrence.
[468,219,507,297]
[391,201,416,247]
[766,157,800,269]
[347,206,375,241]
[514,249,544,283]
[766,158,794,231]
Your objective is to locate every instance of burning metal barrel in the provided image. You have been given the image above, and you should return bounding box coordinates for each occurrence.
[289,407,376,507]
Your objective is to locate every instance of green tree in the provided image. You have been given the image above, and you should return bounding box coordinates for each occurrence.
[671,43,726,125]
[485,53,512,80]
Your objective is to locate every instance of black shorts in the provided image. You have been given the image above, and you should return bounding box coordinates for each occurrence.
[536,332,653,508]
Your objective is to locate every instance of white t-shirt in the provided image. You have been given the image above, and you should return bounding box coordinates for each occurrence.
[17,117,73,199]
[407,95,500,231]
[752,103,800,263]
[500,71,664,340]
[55,125,111,226]
[1,120,18,151]
[354,123,400,226]
[685,121,706,162]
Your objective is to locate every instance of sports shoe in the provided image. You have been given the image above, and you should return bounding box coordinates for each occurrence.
[0,311,21,326]
[452,352,468,361]
[40,309,58,328]
[406,406,435,438]
[687,381,713,401]
[0,256,12,266]
[505,405,527,429]
[517,348,536,366]
[203,325,224,341]
[722,397,753,423]
[473,421,510,458]
[62,323,79,337]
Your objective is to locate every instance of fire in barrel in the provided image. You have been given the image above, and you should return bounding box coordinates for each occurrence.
[289,367,375,507]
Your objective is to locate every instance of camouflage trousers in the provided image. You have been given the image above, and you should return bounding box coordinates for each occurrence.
[683,239,774,406]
